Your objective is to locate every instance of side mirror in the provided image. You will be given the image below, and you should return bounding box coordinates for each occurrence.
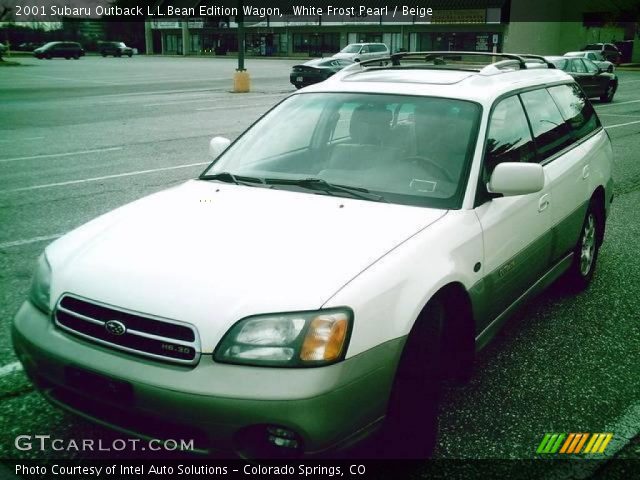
[209,136,231,160]
[488,162,545,197]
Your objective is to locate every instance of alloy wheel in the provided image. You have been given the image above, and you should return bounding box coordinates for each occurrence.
[580,213,596,276]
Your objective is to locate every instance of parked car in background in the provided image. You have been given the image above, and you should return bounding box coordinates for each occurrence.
[290,58,353,89]
[565,51,614,72]
[17,42,42,51]
[582,43,621,64]
[33,42,84,60]
[99,41,134,58]
[332,43,389,63]
[546,56,618,102]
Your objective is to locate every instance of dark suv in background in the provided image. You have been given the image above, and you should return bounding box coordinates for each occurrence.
[582,43,621,65]
[99,41,134,58]
[33,42,84,59]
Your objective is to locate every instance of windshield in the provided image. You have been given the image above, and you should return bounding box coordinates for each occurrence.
[202,93,480,209]
[341,45,362,53]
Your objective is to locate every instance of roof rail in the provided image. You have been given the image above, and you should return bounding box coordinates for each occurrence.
[357,51,556,72]
[515,54,557,69]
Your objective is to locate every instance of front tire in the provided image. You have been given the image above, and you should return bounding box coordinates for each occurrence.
[563,203,603,291]
[377,299,444,458]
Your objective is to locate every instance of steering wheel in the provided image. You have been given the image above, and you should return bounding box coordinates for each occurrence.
[401,156,454,183]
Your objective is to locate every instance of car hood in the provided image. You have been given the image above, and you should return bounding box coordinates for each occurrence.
[47,180,446,352]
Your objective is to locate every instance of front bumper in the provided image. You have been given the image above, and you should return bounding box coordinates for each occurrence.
[12,301,404,456]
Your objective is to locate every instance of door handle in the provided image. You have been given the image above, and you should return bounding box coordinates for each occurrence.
[538,194,550,212]
[582,165,590,179]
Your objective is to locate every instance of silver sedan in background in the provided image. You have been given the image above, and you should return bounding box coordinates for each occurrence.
[565,51,615,72]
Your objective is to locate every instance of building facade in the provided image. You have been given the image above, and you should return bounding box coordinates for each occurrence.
[143,0,636,60]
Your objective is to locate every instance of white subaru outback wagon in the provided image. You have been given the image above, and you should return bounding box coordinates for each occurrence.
[13,52,613,458]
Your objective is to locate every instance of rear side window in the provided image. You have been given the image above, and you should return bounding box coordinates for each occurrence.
[548,84,600,141]
[520,89,574,162]
[484,95,536,177]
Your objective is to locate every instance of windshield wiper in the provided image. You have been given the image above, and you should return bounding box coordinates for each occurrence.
[200,172,268,187]
[265,177,388,203]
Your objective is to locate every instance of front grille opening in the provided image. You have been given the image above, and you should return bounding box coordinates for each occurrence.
[59,296,195,341]
[55,295,200,365]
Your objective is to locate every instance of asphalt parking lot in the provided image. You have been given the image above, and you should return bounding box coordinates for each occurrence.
[1,56,640,472]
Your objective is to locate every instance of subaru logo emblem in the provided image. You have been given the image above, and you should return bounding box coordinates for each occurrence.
[105,320,126,336]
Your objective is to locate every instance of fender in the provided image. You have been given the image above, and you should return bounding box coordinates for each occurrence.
[322,209,483,358]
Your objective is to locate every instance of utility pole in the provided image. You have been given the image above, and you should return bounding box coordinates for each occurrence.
[233,0,250,92]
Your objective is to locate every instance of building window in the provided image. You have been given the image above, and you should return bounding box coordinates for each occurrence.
[292,33,339,55]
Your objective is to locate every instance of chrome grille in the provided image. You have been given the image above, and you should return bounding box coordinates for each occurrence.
[55,295,201,365]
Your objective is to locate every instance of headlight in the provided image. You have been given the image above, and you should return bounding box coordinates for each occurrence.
[214,308,352,367]
[28,253,52,314]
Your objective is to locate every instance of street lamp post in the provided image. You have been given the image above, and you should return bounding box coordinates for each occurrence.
[233,1,250,92]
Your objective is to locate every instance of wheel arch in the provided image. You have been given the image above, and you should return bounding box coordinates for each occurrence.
[411,281,476,383]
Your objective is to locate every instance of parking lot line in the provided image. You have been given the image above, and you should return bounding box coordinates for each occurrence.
[598,99,640,108]
[0,234,63,249]
[0,362,23,378]
[0,136,45,144]
[598,113,640,118]
[97,87,223,98]
[1,161,209,193]
[145,92,287,108]
[604,119,640,130]
[196,103,277,111]
[0,147,123,164]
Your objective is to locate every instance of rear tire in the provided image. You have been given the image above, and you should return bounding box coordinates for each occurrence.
[600,82,616,103]
[377,299,444,459]
[563,202,603,291]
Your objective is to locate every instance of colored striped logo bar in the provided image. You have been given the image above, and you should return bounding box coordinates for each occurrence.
[537,433,613,454]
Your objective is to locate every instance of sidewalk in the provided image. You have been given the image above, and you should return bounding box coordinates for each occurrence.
[617,63,640,71]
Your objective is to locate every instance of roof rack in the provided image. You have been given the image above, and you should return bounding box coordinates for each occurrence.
[357,51,556,73]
